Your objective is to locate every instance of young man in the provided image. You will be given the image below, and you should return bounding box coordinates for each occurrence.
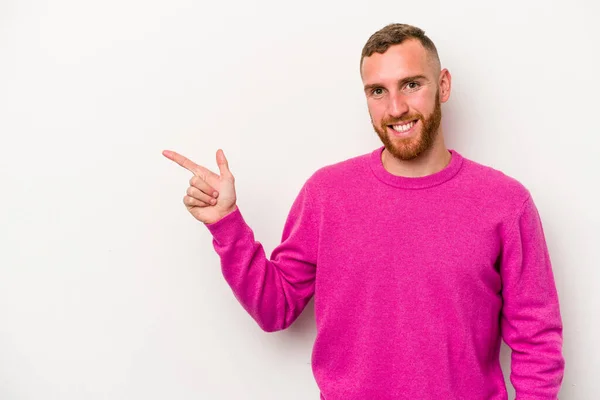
[163,23,565,400]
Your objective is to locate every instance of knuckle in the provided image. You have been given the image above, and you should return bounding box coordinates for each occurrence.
[184,195,195,206]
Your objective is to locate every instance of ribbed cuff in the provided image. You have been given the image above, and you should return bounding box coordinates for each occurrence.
[204,207,253,245]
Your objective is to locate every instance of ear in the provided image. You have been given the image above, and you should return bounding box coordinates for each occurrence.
[438,68,452,103]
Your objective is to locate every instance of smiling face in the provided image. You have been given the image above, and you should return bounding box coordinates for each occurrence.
[361,39,450,161]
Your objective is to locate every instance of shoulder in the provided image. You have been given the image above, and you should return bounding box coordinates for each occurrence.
[458,153,532,213]
[304,149,372,190]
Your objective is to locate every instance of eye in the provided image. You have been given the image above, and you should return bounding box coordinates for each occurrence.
[372,87,385,96]
[406,81,421,90]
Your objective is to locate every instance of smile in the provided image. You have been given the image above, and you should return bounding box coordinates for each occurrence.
[389,120,418,136]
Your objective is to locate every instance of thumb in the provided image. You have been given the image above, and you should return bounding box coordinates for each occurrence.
[216,149,232,178]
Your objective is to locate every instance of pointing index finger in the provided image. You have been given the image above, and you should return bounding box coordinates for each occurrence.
[162,150,215,178]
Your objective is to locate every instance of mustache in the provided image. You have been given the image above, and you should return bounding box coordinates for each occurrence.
[382,115,423,126]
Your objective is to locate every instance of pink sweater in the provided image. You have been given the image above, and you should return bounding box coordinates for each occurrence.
[205,147,565,399]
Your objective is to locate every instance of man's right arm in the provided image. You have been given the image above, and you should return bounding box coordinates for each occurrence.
[163,148,318,332]
[205,181,318,332]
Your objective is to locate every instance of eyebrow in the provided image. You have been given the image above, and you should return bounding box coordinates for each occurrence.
[363,75,429,92]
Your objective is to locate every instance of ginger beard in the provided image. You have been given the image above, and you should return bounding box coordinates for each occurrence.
[372,90,442,161]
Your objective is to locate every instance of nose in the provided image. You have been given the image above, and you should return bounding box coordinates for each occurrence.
[389,92,409,118]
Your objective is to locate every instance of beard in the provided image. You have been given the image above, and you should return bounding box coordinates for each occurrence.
[372,91,442,161]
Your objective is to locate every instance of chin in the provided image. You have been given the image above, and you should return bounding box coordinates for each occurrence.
[387,138,430,161]
[390,148,422,161]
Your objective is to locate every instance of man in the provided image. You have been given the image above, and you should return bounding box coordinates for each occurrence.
[163,23,565,399]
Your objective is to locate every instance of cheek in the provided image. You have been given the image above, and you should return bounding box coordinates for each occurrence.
[410,93,436,115]
[367,101,386,122]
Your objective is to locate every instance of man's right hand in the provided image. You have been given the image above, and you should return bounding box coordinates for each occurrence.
[162,149,238,224]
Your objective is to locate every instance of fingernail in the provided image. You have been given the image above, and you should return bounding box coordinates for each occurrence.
[213,192,218,198]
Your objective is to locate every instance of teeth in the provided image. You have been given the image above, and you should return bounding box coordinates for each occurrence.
[392,121,415,132]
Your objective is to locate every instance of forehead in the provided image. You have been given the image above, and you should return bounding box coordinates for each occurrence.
[361,39,434,83]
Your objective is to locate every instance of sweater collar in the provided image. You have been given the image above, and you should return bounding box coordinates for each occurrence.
[369,146,464,189]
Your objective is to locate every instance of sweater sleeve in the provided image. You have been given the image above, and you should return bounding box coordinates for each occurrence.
[203,181,318,332]
[499,195,565,399]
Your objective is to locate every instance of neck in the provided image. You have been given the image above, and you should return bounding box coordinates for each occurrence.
[381,135,451,178]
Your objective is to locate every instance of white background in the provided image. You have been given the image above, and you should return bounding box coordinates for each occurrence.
[1,0,598,399]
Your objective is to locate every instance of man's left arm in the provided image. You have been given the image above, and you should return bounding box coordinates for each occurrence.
[500,194,565,399]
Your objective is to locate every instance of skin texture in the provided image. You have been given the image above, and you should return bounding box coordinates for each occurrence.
[361,39,453,177]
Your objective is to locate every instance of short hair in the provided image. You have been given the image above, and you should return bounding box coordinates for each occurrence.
[360,23,441,73]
